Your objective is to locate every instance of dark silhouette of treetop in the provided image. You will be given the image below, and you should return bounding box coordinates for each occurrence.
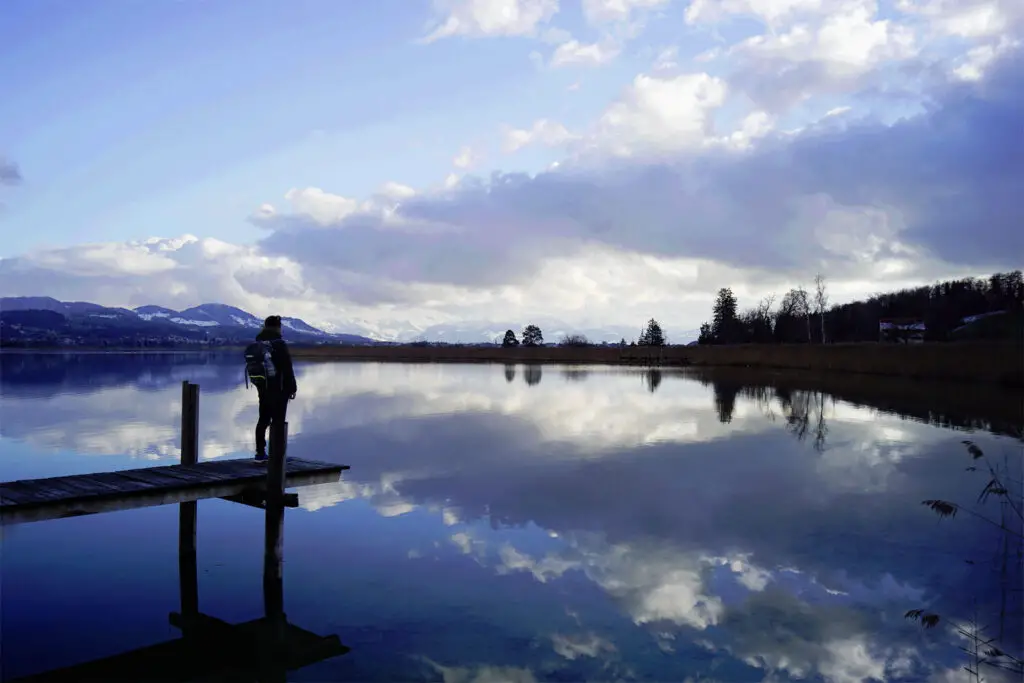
[522,324,543,347]
[638,318,665,346]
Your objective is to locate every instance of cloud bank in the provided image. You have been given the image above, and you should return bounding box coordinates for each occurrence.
[3,2,1021,340]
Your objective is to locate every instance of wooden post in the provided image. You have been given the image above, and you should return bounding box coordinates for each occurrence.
[180,381,199,466]
[264,421,288,676]
[178,501,199,634]
[267,421,287,501]
[264,420,287,613]
[263,493,286,640]
[178,381,200,637]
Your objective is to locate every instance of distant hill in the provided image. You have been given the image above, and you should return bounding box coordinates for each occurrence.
[0,297,376,347]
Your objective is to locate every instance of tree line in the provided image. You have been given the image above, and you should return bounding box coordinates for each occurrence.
[502,318,668,348]
[697,270,1023,345]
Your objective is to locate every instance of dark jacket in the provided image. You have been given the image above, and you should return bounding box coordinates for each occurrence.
[256,327,298,395]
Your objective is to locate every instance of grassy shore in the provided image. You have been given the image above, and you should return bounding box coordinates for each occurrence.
[290,341,1023,386]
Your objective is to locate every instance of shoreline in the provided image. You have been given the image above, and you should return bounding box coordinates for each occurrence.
[3,341,1021,386]
[288,341,1023,387]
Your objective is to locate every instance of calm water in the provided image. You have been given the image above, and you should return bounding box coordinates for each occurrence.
[1,352,1021,682]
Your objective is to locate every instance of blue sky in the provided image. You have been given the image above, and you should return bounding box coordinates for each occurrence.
[2,0,696,254]
[1,0,1021,340]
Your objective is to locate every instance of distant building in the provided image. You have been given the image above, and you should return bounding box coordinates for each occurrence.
[878,318,926,343]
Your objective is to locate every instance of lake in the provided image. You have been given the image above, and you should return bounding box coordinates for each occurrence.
[1,352,1021,682]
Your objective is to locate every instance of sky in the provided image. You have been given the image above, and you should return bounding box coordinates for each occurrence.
[0,0,1022,341]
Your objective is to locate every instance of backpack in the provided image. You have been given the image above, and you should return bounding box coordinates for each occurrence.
[243,340,277,389]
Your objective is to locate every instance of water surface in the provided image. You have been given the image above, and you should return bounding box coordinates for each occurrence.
[1,353,1021,682]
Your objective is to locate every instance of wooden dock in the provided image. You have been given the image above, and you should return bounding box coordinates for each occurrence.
[0,457,348,526]
[2,380,353,682]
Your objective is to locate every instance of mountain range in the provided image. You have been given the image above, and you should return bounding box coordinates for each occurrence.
[0,297,375,346]
[0,296,701,346]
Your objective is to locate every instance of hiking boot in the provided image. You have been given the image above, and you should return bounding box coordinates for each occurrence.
[255,450,268,463]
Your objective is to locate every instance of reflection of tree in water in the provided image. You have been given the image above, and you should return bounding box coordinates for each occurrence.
[774,389,831,452]
[561,368,589,383]
[504,364,516,383]
[709,378,832,450]
[693,369,1024,440]
[644,369,662,393]
[713,381,741,423]
[523,365,543,387]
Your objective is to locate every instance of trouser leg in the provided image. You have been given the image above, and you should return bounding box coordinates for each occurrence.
[256,387,272,454]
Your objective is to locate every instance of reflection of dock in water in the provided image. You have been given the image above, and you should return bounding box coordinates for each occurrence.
[10,495,350,682]
[4,382,352,682]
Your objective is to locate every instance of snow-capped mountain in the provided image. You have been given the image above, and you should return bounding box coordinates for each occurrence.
[0,296,375,344]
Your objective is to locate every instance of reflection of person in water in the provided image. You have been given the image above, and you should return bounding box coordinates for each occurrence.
[523,364,543,386]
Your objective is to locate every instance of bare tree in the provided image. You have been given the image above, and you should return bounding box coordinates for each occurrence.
[794,286,811,342]
[814,274,829,343]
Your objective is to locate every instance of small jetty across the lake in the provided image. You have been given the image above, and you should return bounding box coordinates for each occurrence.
[0,380,349,526]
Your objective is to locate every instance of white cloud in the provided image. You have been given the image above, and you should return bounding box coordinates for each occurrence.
[685,0,828,27]
[420,0,560,42]
[896,0,1023,39]
[5,27,1022,340]
[582,0,671,25]
[725,0,918,110]
[549,39,621,67]
[501,118,578,152]
[652,45,679,70]
[587,72,728,155]
[453,145,480,169]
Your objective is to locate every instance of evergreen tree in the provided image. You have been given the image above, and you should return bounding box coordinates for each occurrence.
[711,288,738,343]
[502,329,519,347]
[638,318,665,346]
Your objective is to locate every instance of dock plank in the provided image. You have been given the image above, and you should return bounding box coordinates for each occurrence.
[0,458,349,526]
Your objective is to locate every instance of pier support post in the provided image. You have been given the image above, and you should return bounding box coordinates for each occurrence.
[264,421,288,670]
[180,381,199,466]
[178,381,200,634]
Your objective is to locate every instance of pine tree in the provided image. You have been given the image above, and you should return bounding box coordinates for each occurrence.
[711,288,738,343]
[639,318,665,346]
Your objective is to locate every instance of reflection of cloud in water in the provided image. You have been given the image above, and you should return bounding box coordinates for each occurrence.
[550,632,616,660]
[429,662,537,683]
[5,355,1021,681]
[8,358,964,473]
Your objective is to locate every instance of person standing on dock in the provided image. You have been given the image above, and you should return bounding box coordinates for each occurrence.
[244,315,298,461]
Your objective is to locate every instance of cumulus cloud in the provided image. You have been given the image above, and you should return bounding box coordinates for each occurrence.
[502,118,579,152]
[549,38,621,67]
[253,47,1022,290]
[4,41,1021,337]
[452,145,480,169]
[582,0,670,25]
[420,0,559,42]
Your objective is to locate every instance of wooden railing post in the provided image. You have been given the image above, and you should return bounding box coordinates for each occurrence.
[180,381,199,466]
[178,381,200,634]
